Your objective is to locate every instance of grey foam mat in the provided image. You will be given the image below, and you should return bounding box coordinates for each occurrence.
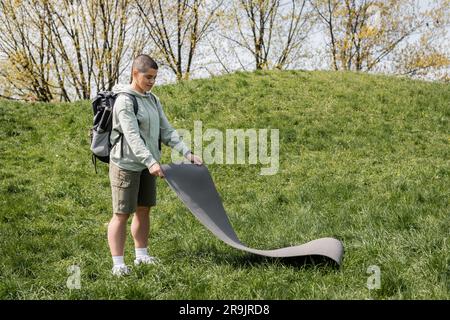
[161,163,344,265]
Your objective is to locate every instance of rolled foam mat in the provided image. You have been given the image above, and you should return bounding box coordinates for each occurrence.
[161,163,344,265]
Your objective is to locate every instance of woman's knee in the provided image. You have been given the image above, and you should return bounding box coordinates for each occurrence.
[136,206,150,215]
[112,213,130,223]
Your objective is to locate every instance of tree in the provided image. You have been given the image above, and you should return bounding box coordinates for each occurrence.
[42,0,142,100]
[310,0,450,78]
[0,0,144,102]
[217,0,316,71]
[135,0,223,81]
[0,0,53,102]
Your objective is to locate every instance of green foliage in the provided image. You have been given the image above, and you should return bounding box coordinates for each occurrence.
[0,70,449,299]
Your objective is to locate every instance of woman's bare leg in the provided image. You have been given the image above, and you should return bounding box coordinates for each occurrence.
[107,213,130,256]
[131,206,150,249]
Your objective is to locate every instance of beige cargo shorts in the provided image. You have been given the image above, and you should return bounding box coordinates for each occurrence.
[109,162,157,214]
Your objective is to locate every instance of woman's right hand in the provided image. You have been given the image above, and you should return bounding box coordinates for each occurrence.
[148,163,165,178]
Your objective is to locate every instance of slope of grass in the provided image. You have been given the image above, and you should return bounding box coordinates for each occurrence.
[0,70,449,299]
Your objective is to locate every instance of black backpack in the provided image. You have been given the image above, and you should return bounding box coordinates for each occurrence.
[90,91,138,172]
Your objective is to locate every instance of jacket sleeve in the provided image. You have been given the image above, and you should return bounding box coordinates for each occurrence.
[115,95,157,168]
[156,97,191,157]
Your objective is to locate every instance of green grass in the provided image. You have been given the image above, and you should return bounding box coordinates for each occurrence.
[0,70,449,299]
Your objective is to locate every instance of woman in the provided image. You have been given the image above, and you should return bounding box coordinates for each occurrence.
[108,54,202,276]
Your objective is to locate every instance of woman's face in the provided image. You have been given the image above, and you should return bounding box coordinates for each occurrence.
[134,68,158,92]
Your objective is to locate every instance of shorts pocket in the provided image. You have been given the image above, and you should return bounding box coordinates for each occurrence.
[111,177,131,188]
[110,167,134,188]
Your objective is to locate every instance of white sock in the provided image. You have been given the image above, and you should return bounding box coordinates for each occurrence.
[112,255,125,266]
[135,247,149,258]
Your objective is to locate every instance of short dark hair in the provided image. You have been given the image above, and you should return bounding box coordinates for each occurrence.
[130,54,158,82]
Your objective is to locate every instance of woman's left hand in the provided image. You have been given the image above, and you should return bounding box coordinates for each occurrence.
[186,153,203,165]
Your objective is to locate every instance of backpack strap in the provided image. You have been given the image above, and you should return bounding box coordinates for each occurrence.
[120,92,139,115]
[91,154,97,174]
[112,93,139,158]
[148,92,162,152]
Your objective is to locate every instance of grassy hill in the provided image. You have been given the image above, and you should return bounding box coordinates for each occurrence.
[0,70,448,299]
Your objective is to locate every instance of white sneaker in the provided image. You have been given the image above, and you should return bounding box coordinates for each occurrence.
[134,256,160,266]
[111,264,131,276]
